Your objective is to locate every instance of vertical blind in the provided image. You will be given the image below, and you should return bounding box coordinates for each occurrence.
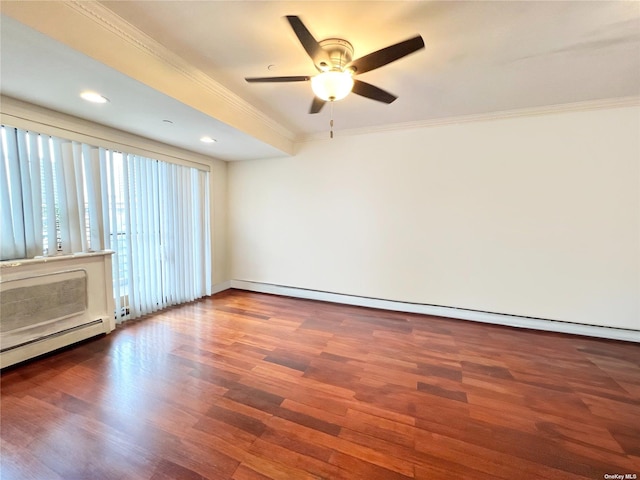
[0,125,212,321]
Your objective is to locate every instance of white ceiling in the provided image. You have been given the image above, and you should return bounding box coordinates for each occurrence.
[1,1,639,161]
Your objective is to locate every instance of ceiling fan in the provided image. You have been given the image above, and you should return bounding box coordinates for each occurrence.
[245,16,425,114]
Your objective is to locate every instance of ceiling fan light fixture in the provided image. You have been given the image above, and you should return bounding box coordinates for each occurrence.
[311,71,354,102]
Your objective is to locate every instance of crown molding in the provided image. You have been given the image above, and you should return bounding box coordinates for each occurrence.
[65,1,295,142]
[297,96,640,143]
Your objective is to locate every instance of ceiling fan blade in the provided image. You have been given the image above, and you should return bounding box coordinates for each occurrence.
[245,76,310,83]
[309,96,326,114]
[286,16,329,66]
[352,80,397,104]
[348,36,425,75]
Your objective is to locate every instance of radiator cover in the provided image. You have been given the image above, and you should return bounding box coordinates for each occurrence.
[0,251,115,368]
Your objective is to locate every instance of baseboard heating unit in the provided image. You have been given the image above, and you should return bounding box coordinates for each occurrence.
[0,251,115,368]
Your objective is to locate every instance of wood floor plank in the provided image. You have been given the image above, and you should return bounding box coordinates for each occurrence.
[248,437,344,479]
[2,289,639,479]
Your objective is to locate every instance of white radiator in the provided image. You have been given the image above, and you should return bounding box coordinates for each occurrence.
[0,251,115,368]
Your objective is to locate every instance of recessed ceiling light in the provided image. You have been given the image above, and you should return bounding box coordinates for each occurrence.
[80,91,109,104]
[200,136,216,144]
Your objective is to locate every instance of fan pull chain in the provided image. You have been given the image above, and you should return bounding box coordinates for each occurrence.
[330,101,334,139]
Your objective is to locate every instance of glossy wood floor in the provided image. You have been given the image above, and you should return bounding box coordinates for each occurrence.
[1,290,639,479]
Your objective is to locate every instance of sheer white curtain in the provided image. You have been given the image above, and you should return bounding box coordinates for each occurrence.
[1,125,212,322]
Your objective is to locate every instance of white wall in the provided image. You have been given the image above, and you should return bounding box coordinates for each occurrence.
[211,160,229,285]
[229,106,640,330]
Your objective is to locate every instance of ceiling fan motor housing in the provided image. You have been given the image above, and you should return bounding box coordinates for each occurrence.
[316,38,354,72]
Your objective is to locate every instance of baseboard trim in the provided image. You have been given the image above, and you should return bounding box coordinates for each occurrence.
[229,280,639,343]
[0,319,108,369]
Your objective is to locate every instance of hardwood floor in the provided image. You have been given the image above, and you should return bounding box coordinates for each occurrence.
[1,289,639,479]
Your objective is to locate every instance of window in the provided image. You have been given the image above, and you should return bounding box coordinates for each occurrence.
[1,125,212,321]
